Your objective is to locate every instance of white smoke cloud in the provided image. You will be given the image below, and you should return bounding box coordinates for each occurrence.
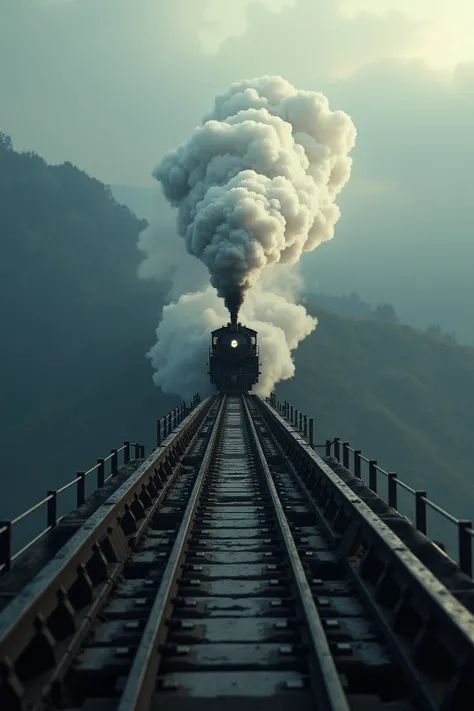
[147,283,317,400]
[154,74,356,318]
[143,75,354,398]
[137,222,208,299]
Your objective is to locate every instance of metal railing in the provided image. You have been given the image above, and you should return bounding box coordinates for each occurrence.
[155,393,200,446]
[0,393,201,575]
[268,394,474,578]
[0,441,143,575]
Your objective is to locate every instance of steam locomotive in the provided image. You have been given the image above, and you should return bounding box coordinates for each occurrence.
[209,322,260,393]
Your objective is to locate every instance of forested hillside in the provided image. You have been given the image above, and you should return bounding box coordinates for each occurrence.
[1,135,472,540]
[277,304,474,523]
[0,135,178,520]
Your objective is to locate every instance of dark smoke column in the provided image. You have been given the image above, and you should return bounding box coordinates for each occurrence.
[154,76,356,319]
[225,291,243,325]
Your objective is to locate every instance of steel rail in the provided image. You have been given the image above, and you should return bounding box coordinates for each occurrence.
[259,398,474,709]
[33,400,218,711]
[0,396,214,668]
[257,401,438,711]
[116,394,227,711]
[242,395,350,711]
[262,399,474,633]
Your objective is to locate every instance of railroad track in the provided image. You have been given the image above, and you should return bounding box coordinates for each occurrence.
[1,395,474,711]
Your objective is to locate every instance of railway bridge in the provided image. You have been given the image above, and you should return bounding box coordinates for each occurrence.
[1,393,474,711]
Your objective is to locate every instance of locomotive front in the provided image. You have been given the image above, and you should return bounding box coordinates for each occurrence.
[209,322,259,393]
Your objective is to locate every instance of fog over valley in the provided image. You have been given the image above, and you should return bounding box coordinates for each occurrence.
[1,0,474,545]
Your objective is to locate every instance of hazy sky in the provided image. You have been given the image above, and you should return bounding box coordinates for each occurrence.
[2,0,473,184]
[2,0,474,339]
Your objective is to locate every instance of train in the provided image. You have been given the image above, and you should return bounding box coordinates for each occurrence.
[209,321,260,393]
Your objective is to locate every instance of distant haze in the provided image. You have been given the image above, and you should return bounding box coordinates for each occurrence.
[4,1,473,342]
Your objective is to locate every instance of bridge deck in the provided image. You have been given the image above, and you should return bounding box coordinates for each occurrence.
[0,395,473,711]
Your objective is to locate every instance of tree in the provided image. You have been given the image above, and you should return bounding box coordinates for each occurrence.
[426,325,457,344]
[426,324,442,338]
[0,132,13,152]
[373,303,399,324]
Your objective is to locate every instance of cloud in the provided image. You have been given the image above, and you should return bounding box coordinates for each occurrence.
[2,0,474,342]
[2,0,468,185]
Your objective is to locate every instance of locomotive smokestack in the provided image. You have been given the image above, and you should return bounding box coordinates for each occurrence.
[225,290,243,326]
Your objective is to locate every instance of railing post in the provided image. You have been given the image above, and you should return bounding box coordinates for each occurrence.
[303,416,308,437]
[325,439,332,457]
[458,520,472,577]
[342,442,349,469]
[388,472,397,509]
[77,471,86,507]
[167,412,171,435]
[124,441,130,464]
[172,409,176,429]
[111,449,118,476]
[157,419,162,447]
[97,458,105,488]
[290,406,294,424]
[47,490,57,528]
[140,445,145,458]
[369,460,377,492]
[333,438,340,461]
[354,450,361,479]
[309,418,314,448]
[0,521,11,573]
[415,491,427,534]
[134,442,140,458]
[299,412,303,431]
[294,409,298,428]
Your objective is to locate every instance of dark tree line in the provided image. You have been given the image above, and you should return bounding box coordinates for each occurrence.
[0,133,171,520]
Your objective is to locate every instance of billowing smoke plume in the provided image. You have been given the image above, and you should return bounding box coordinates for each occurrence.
[155,75,356,323]
[147,284,317,399]
[141,76,355,398]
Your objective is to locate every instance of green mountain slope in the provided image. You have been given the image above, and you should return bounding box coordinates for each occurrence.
[278,305,474,524]
[0,135,178,520]
[1,135,472,543]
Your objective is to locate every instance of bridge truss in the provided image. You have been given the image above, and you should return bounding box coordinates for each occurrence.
[0,394,473,711]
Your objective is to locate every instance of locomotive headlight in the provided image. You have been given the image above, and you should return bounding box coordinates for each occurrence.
[230,339,238,348]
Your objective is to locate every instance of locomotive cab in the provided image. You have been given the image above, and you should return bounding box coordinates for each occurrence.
[209,323,259,394]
